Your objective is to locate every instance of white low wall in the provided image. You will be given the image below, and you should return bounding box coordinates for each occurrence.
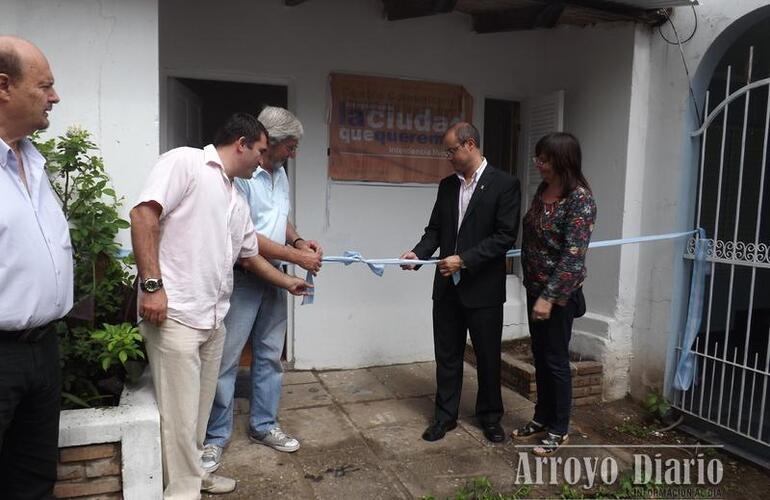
[59,370,162,500]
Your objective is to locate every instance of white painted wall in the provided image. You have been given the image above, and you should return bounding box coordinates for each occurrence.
[631,0,770,399]
[158,0,639,370]
[1,0,160,249]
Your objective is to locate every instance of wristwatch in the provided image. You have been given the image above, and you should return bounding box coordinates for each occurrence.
[140,277,163,293]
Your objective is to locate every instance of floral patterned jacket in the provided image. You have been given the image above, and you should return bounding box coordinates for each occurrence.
[521,185,597,305]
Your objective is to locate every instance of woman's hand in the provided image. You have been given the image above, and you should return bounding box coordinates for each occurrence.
[531,297,553,322]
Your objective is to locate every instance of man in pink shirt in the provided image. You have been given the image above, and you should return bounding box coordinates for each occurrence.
[130,113,311,499]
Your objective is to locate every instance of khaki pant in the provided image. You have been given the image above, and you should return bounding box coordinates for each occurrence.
[141,319,225,500]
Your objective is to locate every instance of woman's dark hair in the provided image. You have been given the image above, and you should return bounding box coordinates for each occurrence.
[213,112,268,148]
[534,132,591,197]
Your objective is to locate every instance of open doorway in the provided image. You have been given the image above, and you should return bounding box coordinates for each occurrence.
[164,77,287,151]
[164,77,290,368]
[483,97,521,274]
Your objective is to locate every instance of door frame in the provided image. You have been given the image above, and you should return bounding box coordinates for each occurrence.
[160,67,299,365]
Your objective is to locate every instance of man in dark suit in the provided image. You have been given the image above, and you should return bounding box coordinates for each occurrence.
[401,122,520,443]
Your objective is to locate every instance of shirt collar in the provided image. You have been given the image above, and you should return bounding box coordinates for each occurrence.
[254,164,285,180]
[203,144,224,168]
[456,157,488,185]
[0,137,45,170]
[203,144,234,183]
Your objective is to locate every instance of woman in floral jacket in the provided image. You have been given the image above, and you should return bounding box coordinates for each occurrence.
[512,132,597,456]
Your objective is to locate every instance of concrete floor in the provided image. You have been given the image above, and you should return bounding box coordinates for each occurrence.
[205,361,645,499]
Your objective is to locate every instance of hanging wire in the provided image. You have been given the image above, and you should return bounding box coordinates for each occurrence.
[659,6,703,124]
[659,5,698,45]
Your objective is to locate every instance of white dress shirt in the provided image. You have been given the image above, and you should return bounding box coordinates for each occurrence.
[456,157,487,232]
[134,145,259,330]
[0,137,74,330]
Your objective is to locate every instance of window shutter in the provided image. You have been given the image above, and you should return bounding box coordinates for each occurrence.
[523,91,564,206]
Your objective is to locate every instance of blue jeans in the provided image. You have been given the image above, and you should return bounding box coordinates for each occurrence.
[205,268,287,447]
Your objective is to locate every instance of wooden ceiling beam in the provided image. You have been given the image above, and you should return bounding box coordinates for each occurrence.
[473,5,564,33]
[383,0,459,21]
[472,1,666,33]
[530,0,665,23]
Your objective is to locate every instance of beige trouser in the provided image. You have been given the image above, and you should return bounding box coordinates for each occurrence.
[141,318,226,500]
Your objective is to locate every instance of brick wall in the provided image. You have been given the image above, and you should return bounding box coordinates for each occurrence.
[55,443,122,499]
[465,345,604,405]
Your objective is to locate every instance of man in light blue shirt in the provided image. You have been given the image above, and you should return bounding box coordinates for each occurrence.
[0,36,72,499]
[203,107,323,472]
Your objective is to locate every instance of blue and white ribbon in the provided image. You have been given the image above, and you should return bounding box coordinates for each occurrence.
[301,229,699,305]
[673,228,708,391]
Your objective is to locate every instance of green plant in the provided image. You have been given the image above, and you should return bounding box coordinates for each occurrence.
[421,477,531,500]
[615,420,654,439]
[34,127,140,408]
[560,483,585,499]
[644,391,671,421]
[91,323,145,379]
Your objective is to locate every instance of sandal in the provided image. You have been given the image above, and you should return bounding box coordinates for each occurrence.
[510,420,547,438]
[532,432,569,456]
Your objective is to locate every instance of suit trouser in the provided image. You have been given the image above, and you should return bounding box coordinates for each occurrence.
[432,283,504,425]
[526,290,582,436]
[141,319,225,500]
[0,331,60,500]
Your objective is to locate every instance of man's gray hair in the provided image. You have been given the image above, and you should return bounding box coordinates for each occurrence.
[257,106,304,144]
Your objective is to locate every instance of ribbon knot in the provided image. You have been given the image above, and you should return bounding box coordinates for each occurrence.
[341,251,385,277]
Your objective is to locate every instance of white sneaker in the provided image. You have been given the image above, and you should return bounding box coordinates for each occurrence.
[249,425,300,452]
[201,444,223,473]
[201,473,236,494]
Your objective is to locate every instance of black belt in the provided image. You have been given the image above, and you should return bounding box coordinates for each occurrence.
[0,323,55,343]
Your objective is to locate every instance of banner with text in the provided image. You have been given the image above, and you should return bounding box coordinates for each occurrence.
[328,73,473,183]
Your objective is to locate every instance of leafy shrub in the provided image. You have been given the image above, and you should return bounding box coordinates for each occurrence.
[644,391,671,421]
[35,127,143,408]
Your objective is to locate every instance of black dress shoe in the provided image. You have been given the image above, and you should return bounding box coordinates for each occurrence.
[422,420,457,441]
[482,422,505,443]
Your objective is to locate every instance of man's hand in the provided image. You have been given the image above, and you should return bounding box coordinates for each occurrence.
[295,248,322,275]
[400,251,418,270]
[531,297,553,322]
[139,289,168,326]
[438,255,463,276]
[285,276,314,296]
[296,239,323,256]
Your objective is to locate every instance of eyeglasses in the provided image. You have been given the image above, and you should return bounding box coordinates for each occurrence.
[445,142,466,157]
[532,157,547,167]
[283,142,299,153]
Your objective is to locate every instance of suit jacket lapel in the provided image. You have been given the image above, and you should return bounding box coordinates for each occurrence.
[459,166,494,233]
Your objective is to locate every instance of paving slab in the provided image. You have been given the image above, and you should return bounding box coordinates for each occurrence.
[458,362,534,419]
[341,396,434,430]
[283,370,319,385]
[367,362,436,397]
[317,368,396,403]
[279,405,367,453]
[296,445,411,500]
[280,382,333,410]
[361,420,481,459]
[388,447,517,499]
[205,411,313,499]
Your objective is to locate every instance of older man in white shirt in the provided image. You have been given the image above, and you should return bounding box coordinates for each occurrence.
[130,113,312,499]
[0,36,72,499]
